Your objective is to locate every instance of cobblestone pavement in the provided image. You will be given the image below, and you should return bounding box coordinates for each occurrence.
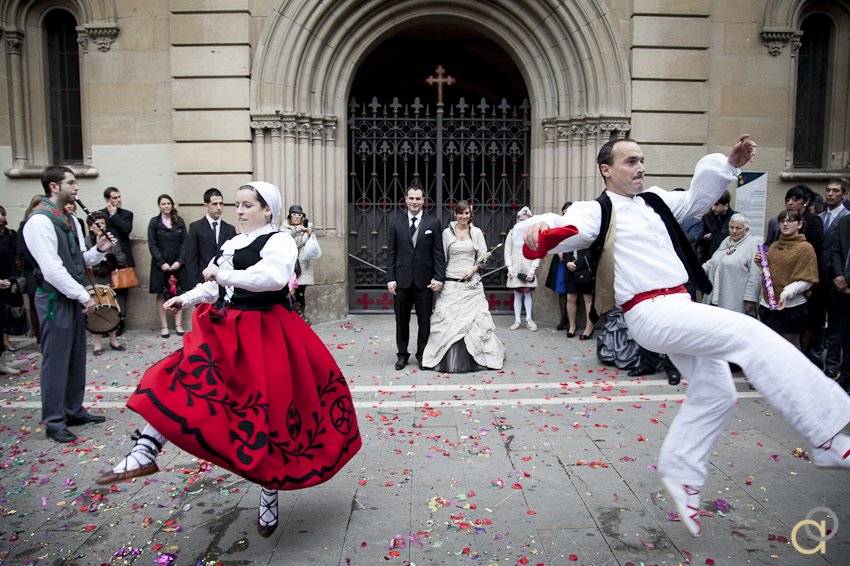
[1,314,848,565]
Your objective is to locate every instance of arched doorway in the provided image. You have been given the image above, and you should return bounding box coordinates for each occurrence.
[250,0,631,322]
[347,23,531,312]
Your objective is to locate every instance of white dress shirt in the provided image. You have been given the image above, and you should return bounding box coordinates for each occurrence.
[180,223,297,307]
[206,214,220,244]
[525,153,739,306]
[23,213,106,305]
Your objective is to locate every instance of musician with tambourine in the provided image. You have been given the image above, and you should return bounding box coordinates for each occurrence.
[22,165,114,444]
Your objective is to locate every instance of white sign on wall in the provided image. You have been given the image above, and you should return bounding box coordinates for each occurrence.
[734,171,768,242]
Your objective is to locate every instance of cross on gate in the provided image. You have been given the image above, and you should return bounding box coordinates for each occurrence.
[425,64,455,106]
[377,292,394,310]
[356,293,374,310]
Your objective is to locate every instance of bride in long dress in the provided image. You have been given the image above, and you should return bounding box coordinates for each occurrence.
[422,201,505,372]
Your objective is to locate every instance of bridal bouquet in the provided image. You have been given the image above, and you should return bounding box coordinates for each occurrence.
[478,242,503,264]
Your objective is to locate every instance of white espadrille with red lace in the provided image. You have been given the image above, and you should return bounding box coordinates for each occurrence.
[814,433,850,470]
[661,477,702,537]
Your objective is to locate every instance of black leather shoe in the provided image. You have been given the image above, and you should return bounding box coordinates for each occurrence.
[394,355,409,371]
[46,428,77,443]
[666,368,682,386]
[825,368,839,380]
[66,413,107,426]
[627,365,656,377]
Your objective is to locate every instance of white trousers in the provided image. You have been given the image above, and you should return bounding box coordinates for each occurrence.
[625,293,850,487]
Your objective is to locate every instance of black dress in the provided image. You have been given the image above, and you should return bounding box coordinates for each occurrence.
[563,249,596,295]
[147,216,188,295]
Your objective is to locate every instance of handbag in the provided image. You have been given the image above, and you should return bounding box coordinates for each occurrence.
[110,267,139,289]
[572,256,595,284]
[3,279,28,336]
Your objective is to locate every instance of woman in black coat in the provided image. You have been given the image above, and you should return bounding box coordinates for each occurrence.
[147,194,188,338]
[0,205,21,371]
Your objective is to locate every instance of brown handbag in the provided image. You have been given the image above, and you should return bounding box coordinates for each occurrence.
[110,267,140,289]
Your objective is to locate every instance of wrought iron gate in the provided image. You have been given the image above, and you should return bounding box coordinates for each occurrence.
[347,95,531,312]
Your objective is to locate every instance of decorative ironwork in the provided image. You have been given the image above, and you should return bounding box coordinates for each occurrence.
[347,94,531,311]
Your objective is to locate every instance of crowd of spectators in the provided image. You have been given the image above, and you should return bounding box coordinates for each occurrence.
[0,186,320,370]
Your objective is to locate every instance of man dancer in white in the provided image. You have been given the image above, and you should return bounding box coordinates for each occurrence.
[521,135,850,537]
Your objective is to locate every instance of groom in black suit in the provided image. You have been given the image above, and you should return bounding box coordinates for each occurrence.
[183,188,237,285]
[386,184,446,370]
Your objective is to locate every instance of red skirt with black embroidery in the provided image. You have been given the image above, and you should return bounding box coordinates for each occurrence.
[126,303,362,490]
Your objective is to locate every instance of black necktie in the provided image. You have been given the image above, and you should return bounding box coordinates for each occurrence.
[212,221,219,244]
[409,217,417,242]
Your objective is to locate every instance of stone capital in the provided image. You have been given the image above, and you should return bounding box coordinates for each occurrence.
[4,30,24,55]
[76,25,119,53]
[760,28,803,56]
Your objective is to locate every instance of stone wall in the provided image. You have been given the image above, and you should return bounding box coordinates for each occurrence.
[0,0,847,327]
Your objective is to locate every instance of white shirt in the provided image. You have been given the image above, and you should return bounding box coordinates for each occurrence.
[23,213,106,304]
[206,215,221,243]
[525,153,739,306]
[180,223,297,307]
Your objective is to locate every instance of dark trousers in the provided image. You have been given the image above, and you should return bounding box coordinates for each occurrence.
[394,285,433,358]
[35,292,88,432]
[823,289,845,372]
[836,294,850,378]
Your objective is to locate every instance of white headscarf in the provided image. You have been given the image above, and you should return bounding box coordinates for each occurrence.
[243,181,282,226]
[517,206,533,220]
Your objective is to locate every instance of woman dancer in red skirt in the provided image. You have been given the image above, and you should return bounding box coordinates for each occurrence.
[96,182,362,538]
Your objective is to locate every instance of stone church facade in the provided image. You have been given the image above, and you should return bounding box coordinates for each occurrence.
[1,0,848,327]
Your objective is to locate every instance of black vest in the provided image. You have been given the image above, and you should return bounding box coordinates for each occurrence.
[593,191,712,295]
[30,210,86,294]
[227,232,291,311]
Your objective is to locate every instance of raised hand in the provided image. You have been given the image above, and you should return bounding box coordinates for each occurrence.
[728,134,757,168]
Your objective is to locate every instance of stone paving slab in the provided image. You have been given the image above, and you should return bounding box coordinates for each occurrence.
[1,315,849,564]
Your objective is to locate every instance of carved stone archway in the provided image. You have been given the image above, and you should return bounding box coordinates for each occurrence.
[250,0,632,235]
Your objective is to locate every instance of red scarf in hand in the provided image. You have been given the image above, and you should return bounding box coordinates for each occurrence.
[522,225,579,260]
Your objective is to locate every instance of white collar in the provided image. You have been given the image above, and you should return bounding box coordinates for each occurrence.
[205,215,220,227]
[407,211,423,221]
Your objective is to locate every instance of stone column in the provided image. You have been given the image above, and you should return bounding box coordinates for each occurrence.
[555,121,569,210]
[270,123,282,191]
[251,124,266,181]
[295,116,311,208]
[323,118,338,234]
[5,32,28,169]
[310,118,324,227]
[540,120,557,213]
[281,116,297,205]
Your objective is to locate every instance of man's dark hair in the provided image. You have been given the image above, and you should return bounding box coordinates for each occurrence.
[406,182,424,197]
[561,201,572,213]
[785,184,812,205]
[827,177,850,194]
[103,186,120,200]
[41,165,74,196]
[596,138,637,180]
[203,187,223,203]
[714,190,731,206]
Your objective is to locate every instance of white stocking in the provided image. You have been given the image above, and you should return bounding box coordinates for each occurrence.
[523,292,533,322]
[258,487,279,527]
[112,423,166,474]
[513,291,523,322]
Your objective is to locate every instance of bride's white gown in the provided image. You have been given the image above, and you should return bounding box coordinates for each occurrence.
[422,237,505,371]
